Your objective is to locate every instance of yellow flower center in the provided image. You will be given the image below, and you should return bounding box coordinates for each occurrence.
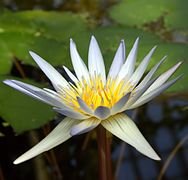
[59,76,131,112]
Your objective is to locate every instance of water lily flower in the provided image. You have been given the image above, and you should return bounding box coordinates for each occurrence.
[4,36,181,164]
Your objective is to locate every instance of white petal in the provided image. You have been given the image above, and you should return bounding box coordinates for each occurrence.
[3,80,66,108]
[145,61,182,94]
[88,36,106,84]
[102,113,161,160]
[70,117,100,136]
[77,97,93,115]
[70,39,90,84]
[128,46,156,87]
[29,51,68,91]
[13,117,78,164]
[111,93,130,115]
[116,38,139,83]
[136,56,166,89]
[123,57,166,109]
[4,80,44,101]
[94,106,110,120]
[53,107,90,120]
[43,88,59,96]
[123,78,156,110]
[108,40,125,79]
[63,66,79,84]
[129,75,182,109]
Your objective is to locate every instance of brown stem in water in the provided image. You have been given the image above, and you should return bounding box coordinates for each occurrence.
[13,57,26,78]
[105,131,113,180]
[97,125,113,180]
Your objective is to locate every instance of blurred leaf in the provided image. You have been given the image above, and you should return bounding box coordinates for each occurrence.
[0,76,56,133]
[0,132,5,137]
[0,38,12,75]
[0,32,72,68]
[164,0,188,32]
[0,10,89,73]
[109,0,188,32]
[109,0,167,27]
[0,10,88,40]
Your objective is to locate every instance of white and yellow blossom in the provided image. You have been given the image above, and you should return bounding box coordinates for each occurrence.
[4,36,182,164]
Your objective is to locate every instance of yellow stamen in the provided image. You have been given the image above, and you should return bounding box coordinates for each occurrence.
[59,76,132,111]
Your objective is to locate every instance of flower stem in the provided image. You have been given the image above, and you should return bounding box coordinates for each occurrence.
[97,125,112,180]
[105,131,113,180]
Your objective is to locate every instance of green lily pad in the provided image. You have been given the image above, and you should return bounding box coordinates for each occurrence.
[0,31,71,68]
[0,10,88,40]
[0,10,89,73]
[0,39,12,75]
[0,76,56,133]
[164,0,188,32]
[109,0,188,32]
[109,0,167,27]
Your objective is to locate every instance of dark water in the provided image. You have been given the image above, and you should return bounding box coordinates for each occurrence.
[0,1,188,180]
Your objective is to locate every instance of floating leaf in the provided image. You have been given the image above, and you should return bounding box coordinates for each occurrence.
[109,0,188,32]
[109,0,167,27]
[0,31,71,68]
[0,10,88,40]
[0,39,12,75]
[164,0,188,32]
[0,76,56,133]
[0,10,89,73]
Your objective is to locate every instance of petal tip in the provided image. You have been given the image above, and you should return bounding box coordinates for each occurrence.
[120,39,125,44]
[13,156,25,165]
[91,35,97,43]
[152,154,161,161]
[3,79,11,84]
[29,51,35,56]
[70,38,74,44]
[135,37,140,42]
[13,159,20,165]
[152,45,157,50]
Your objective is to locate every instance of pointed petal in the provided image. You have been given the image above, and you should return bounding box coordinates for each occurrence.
[129,75,182,109]
[94,106,110,120]
[102,113,161,160]
[13,117,78,164]
[70,39,90,83]
[77,97,93,115]
[123,78,156,110]
[88,36,106,84]
[111,93,130,115]
[70,117,100,136]
[29,51,68,90]
[128,46,156,87]
[146,61,182,93]
[63,66,79,84]
[53,107,90,120]
[3,80,44,101]
[123,57,166,109]
[136,56,166,89]
[108,40,125,79]
[43,88,59,95]
[117,38,139,83]
[3,80,66,108]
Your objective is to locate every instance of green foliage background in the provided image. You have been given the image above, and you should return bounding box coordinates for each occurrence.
[0,0,187,133]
